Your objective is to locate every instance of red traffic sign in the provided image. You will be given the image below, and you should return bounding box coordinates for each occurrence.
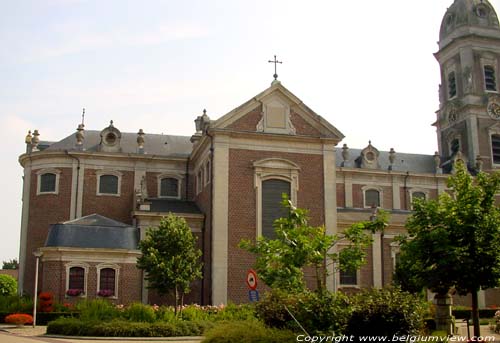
[246,269,258,290]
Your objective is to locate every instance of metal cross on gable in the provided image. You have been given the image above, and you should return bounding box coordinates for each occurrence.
[268,55,282,80]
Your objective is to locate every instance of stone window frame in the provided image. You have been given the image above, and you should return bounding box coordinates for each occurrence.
[96,170,122,197]
[408,188,430,209]
[96,263,120,299]
[204,160,211,186]
[36,168,61,195]
[488,126,500,168]
[157,173,182,199]
[481,57,498,93]
[446,65,458,100]
[336,242,361,288]
[196,168,203,195]
[362,185,383,209]
[390,241,401,270]
[254,158,299,238]
[65,262,89,298]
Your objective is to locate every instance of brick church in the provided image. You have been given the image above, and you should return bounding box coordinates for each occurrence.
[17,0,500,307]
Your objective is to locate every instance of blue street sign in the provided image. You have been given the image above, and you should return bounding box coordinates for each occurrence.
[249,290,259,302]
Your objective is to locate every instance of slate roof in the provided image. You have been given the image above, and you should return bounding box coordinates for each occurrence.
[148,199,202,214]
[44,130,192,158]
[336,148,437,174]
[45,214,139,250]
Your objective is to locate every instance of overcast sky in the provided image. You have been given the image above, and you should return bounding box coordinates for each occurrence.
[2,0,498,264]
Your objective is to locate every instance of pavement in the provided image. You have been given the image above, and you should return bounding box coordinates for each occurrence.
[0,325,203,343]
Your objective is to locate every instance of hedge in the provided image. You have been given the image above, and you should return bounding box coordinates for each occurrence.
[452,309,499,319]
[202,320,297,343]
[0,311,77,325]
[47,317,214,337]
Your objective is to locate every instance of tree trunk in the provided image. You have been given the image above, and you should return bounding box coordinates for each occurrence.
[174,286,179,316]
[471,290,481,338]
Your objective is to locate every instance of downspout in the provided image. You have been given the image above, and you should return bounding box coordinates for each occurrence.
[403,171,410,210]
[185,156,190,200]
[205,129,215,305]
[65,150,81,219]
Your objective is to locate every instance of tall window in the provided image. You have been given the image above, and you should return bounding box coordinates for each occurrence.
[160,178,179,198]
[450,138,460,156]
[99,175,119,194]
[412,191,426,201]
[484,65,497,91]
[196,170,203,194]
[492,134,500,164]
[364,189,380,208]
[99,268,116,296]
[339,268,357,286]
[40,173,56,193]
[262,179,291,239]
[68,267,85,291]
[448,71,457,98]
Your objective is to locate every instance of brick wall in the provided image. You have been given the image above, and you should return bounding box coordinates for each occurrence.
[336,183,345,208]
[226,148,324,303]
[24,167,73,295]
[290,111,321,136]
[82,169,134,225]
[227,106,262,131]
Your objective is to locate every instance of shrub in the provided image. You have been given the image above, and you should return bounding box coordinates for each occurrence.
[202,320,297,343]
[255,289,351,335]
[213,303,255,322]
[0,275,17,296]
[155,306,177,322]
[46,317,214,337]
[76,299,119,322]
[38,292,54,312]
[5,313,33,325]
[345,287,426,337]
[122,302,156,323]
[0,295,33,314]
[181,305,210,322]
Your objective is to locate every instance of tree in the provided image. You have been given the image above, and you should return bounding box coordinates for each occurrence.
[137,213,202,314]
[0,274,17,296]
[240,196,387,293]
[396,162,500,337]
[2,259,19,270]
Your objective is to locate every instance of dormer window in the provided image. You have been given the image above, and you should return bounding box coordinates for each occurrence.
[105,132,117,145]
[484,65,497,91]
[448,71,457,98]
[362,186,382,208]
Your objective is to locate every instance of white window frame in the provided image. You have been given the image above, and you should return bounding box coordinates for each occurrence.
[254,158,300,238]
[36,168,61,195]
[65,262,89,298]
[408,188,430,209]
[96,263,120,299]
[96,170,122,197]
[362,186,383,209]
[157,173,182,199]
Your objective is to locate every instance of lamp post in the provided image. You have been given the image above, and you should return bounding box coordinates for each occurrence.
[32,250,43,328]
[370,206,384,287]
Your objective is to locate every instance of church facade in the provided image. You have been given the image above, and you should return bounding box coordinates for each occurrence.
[18,0,500,307]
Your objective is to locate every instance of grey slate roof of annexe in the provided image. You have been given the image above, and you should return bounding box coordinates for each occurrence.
[45,130,193,157]
[45,214,139,250]
[148,199,202,214]
[336,148,437,174]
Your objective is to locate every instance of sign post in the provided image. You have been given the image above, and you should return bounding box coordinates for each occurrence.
[246,269,259,302]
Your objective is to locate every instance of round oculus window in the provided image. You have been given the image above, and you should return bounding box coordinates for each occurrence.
[105,132,117,145]
[365,151,375,162]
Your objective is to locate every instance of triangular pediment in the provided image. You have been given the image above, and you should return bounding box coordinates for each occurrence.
[212,82,344,143]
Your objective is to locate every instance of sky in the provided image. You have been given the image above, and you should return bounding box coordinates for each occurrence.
[2,0,499,264]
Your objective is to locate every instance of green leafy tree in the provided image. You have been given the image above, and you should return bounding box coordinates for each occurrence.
[0,274,17,296]
[137,213,202,314]
[2,259,18,270]
[396,162,500,337]
[240,196,387,293]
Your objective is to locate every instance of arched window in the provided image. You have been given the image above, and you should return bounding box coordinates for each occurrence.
[450,138,460,156]
[412,191,426,201]
[448,71,457,98]
[262,179,291,239]
[98,175,119,195]
[364,189,380,208]
[492,134,500,164]
[68,267,85,292]
[160,178,179,198]
[99,268,116,296]
[36,169,61,195]
[40,173,56,193]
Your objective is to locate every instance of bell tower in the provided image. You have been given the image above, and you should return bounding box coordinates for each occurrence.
[435,0,500,172]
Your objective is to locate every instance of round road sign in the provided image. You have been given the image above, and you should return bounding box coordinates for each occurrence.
[246,269,258,290]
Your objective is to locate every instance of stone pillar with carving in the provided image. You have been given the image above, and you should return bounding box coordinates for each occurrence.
[434,293,454,335]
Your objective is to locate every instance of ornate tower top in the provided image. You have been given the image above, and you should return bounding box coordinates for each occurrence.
[439,0,500,48]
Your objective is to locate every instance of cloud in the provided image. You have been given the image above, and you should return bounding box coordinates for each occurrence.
[27,23,209,62]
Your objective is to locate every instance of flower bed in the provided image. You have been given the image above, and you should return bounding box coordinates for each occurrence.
[5,313,33,325]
